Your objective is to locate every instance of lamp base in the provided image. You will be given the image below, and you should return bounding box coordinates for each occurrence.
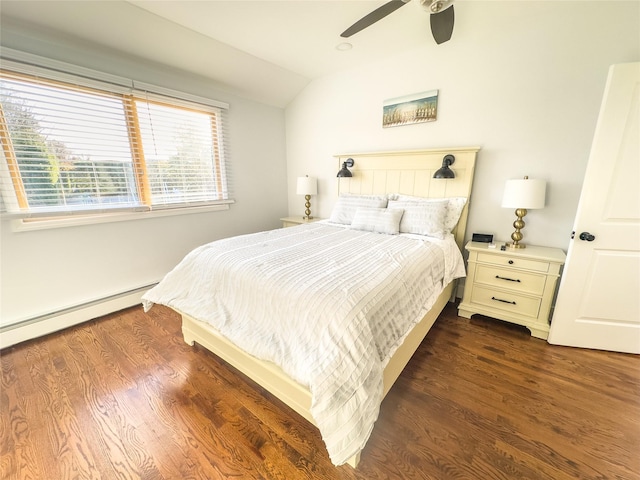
[303,195,313,220]
[507,208,528,249]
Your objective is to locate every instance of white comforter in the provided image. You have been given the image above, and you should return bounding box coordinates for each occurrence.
[142,222,464,465]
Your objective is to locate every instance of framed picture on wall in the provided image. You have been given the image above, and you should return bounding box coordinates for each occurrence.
[383,90,438,128]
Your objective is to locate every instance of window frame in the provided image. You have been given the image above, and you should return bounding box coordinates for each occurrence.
[0,49,233,229]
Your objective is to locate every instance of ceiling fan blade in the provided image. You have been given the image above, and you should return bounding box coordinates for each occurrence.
[430,4,454,44]
[341,0,410,38]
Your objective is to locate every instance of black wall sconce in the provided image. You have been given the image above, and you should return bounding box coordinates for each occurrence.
[337,158,355,177]
[433,154,456,179]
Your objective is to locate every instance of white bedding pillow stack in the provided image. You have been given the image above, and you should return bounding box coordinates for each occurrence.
[329,194,388,225]
[351,207,404,235]
[389,195,468,238]
[397,195,467,232]
[328,193,467,238]
[387,198,448,239]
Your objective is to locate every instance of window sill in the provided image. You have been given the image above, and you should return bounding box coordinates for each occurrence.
[6,201,234,232]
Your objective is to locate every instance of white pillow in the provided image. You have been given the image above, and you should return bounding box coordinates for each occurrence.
[329,194,389,225]
[443,197,468,232]
[351,207,404,235]
[387,199,448,238]
[393,195,467,232]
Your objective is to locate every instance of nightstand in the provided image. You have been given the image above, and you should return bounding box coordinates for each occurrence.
[280,216,323,228]
[458,241,566,340]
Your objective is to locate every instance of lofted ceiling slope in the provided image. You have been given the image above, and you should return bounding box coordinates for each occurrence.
[0,0,449,107]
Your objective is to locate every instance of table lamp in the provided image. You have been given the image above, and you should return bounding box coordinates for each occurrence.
[297,175,318,220]
[501,176,546,249]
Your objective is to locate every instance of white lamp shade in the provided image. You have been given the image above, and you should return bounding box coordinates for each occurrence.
[502,178,546,209]
[296,176,317,195]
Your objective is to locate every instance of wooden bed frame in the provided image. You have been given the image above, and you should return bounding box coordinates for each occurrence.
[180,147,479,467]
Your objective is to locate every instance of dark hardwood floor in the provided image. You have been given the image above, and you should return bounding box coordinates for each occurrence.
[1,303,638,480]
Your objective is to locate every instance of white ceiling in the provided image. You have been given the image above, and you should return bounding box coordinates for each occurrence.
[0,0,451,107]
[128,0,435,78]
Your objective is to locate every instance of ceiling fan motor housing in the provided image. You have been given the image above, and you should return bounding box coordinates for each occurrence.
[421,0,454,14]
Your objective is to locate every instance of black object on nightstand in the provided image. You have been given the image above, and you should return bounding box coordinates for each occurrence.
[472,233,494,243]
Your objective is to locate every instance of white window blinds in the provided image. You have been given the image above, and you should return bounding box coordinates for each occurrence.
[0,56,230,217]
[135,97,228,207]
[0,72,139,213]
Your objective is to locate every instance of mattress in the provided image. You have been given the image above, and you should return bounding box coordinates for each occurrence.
[142,222,464,465]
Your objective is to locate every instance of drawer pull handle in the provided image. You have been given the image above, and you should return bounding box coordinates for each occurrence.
[495,275,521,283]
[508,260,514,265]
[491,296,516,305]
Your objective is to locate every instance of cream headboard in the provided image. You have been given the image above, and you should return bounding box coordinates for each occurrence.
[335,147,479,251]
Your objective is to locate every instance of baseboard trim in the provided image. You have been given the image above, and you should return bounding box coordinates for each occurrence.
[0,284,156,349]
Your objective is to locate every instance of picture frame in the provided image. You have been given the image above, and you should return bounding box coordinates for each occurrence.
[383,90,438,128]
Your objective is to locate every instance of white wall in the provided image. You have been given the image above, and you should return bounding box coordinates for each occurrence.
[285,1,640,252]
[0,23,288,327]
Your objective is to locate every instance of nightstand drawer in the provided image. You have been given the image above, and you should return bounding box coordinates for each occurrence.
[470,285,541,319]
[477,252,549,273]
[475,265,546,296]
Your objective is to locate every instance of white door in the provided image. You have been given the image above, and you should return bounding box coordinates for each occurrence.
[548,63,640,354]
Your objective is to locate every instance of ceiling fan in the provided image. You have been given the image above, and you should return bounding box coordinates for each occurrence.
[340,0,455,45]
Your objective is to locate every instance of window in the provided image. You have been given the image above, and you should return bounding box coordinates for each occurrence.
[0,59,230,220]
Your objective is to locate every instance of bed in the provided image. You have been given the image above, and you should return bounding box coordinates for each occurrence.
[142,147,479,468]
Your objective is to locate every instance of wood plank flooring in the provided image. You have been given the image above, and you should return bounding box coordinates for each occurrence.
[1,303,638,479]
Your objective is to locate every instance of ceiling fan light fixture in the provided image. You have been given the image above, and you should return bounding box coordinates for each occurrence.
[336,42,353,51]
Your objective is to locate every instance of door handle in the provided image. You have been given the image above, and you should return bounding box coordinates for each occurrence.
[579,232,595,241]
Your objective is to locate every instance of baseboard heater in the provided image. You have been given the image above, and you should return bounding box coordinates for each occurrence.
[0,284,157,350]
